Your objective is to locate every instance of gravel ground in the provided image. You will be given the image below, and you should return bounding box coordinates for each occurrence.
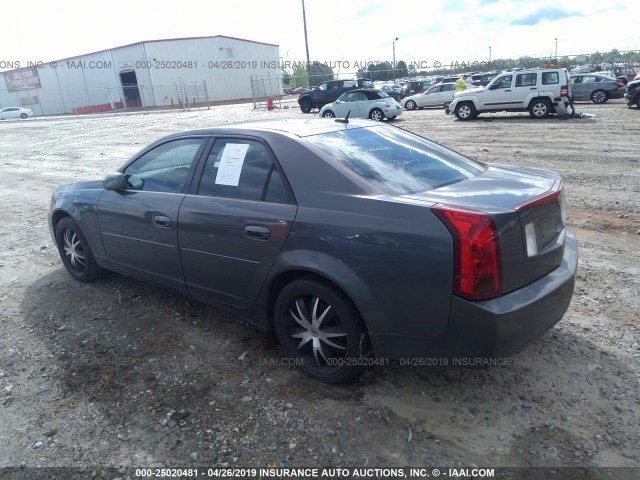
[0,98,638,476]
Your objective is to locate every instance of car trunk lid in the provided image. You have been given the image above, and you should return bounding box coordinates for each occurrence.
[405,164,567,297]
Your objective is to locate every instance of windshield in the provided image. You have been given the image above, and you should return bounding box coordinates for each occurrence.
[306,126,484,195]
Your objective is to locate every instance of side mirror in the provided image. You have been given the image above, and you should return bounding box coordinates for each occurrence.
[103,172,127,191]
[335,100,342,104]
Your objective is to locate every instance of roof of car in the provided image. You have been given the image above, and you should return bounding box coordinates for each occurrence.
[164,119,377,139]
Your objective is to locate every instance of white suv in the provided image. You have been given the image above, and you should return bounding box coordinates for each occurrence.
[449,68,570,120]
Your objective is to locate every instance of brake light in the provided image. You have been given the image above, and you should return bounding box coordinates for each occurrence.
[432,205,501,300]
[613,81,624,88]
[384,103,391,108]
[560,85,568,97]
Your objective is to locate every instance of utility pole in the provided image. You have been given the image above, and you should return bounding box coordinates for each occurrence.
[302,0,311,87]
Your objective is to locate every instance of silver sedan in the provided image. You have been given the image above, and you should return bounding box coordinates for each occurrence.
[569,74,626,104]
[402,82,456,111]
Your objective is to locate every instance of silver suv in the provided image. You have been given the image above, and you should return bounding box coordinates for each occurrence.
[449,68,570,120]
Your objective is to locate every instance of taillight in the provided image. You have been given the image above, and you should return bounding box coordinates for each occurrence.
[384,103,391,108]
[613,81,624,88]
[560,85,568,97]
[513,180,563,211]
[432,205,501,300]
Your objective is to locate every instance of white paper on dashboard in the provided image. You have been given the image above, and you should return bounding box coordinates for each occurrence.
[215,143,249,186]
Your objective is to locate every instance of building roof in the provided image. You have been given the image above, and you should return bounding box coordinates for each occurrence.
[1,35,278,74]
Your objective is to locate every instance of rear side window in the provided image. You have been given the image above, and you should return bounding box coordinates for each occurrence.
[198,139,289,203]
[515,73,537,87]
[542,72,559,84]
[306,126,484,195]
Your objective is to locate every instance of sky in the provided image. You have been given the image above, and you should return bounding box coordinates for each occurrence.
[0,0,636,73]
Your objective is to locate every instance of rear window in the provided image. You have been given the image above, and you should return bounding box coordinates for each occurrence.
[305,126,484,195]
[542,72,559,84]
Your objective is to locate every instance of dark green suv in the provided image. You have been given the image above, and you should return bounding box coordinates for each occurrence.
[298,78,373,113]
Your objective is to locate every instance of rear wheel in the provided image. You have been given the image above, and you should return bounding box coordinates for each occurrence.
[322,110,335,118]
[591,90,609,104]
[55,217,104,282]
[299,99,312,113]
[405,100,417,110]
[454,102,475,120]
[369,108,384,121]
[529,99,551,119]
[20,113,28,119]
[274,278,366,383]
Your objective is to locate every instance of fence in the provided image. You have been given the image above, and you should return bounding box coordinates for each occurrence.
[0,80,212,117]
[250,74,284,109]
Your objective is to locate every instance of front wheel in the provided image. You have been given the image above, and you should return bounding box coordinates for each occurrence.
[321,110,335,118]
[20,113,28,119]
[55,217,104,282]
[274,278,366,383]
[529,99,551,119]
[299,99,312,113]
[591,90,609,104]
[454,102,475,120]
[369,108,384,121]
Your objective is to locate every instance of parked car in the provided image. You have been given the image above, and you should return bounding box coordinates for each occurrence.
[378,84,400,101]
[625,78,640,109]
[298,79,374,113]
[569,74,625,103]
[472,71,501,87]
[402,82,456,110]
[611,66,637,83]
[49,119,577,383]
[401,80,430,97]
[594,66,637,85]
[0,107,33,119]
[449,68,570,120]
[319,89,402,121]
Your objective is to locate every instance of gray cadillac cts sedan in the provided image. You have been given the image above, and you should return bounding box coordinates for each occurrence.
[49,119,577,383]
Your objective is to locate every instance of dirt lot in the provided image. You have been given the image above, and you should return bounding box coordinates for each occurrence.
[0,99,638,476]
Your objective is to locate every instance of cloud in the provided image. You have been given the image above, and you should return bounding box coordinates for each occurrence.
[510,7,584,26]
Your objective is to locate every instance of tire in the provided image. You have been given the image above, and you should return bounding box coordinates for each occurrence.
[405,100,417,110]
[637,97,640,109]
[369,108,384,121]
[591,90,609,104]
[20,113,28,119]
[55,217,104,282]
[528,99,551,119]
[444,102,451,114]
[322,110,335,118]
[299,99,312,113]
[273,278,366,383]
[454,102,475,120]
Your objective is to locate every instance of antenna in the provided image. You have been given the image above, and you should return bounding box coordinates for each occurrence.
[335,110,351,124]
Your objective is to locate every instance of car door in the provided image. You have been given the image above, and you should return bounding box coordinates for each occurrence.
[97,136,208,290]
[512,72,538,108]
[178,138,297,308]
[337,91,363,117]
[421,85,441,107]
[482,74,513,109]
[570,75,588,100]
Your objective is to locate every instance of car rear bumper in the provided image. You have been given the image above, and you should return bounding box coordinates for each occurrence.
[370,231,578,361]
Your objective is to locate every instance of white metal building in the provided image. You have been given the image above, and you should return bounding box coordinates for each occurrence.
[0,36,281,116]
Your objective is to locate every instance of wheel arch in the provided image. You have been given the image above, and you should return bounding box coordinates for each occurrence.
[263,259,378,343]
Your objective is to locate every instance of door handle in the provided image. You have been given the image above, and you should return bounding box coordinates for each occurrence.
[530,87,537,90]
[244,225,271,240]
[152,215,172,228]
[505,89,511,92]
